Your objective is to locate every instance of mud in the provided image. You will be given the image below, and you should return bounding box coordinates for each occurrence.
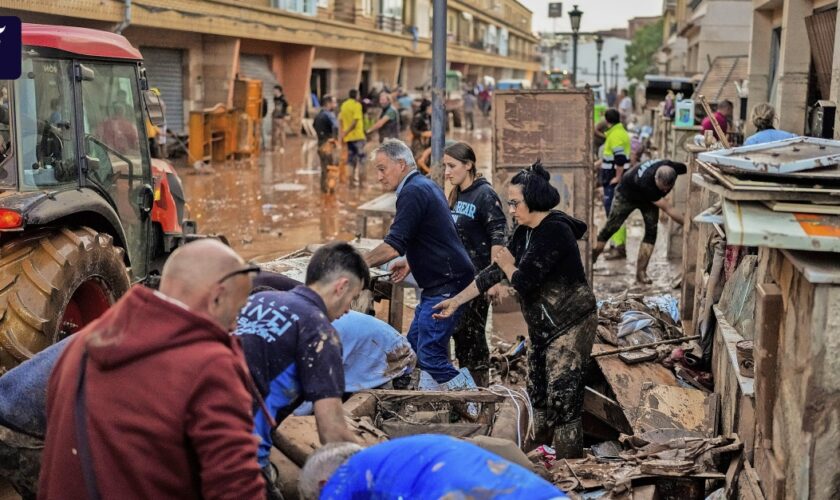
[177,128,493,262]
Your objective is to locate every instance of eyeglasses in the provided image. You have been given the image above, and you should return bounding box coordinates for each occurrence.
[507,199,523,209]
[216,264,261,284]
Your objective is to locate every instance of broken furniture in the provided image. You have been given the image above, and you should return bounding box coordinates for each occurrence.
[685,139,840,499]
[355,192,396,239]
[260,238,409,331]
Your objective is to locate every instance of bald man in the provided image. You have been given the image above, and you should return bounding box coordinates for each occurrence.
[592,159,686,284]
[39,240,266,499]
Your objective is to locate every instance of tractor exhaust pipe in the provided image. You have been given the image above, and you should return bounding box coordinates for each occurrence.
[113,0,132,34]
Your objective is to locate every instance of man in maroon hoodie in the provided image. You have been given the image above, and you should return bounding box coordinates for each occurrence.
[38,239,266,500]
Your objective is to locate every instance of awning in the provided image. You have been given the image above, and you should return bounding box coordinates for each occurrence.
[722,199,840,252]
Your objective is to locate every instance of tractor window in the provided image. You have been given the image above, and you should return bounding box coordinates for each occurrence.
[14,58,79,189]
[0,81,15,187]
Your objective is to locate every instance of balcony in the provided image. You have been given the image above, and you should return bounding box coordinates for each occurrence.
[376,14,403,33]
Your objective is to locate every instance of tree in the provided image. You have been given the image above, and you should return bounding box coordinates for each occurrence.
[625,19,663,82]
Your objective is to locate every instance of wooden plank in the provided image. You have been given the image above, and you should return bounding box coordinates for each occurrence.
[364,389,505,404]
[632,384,716,436]
[753,283,782,455]
[380,422,489,439]
[765,200,840,215]
[343,392,378,419]
[583,386,632,434]
[737,459,765,500]
[591,344,681,424]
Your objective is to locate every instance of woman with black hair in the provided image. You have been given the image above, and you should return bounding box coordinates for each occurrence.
[433,161,597,457]
[443,142,507,387]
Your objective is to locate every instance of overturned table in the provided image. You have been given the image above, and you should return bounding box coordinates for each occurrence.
[356,192,396,238]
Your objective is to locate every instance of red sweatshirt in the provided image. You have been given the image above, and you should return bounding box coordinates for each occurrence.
[38,286,265,500]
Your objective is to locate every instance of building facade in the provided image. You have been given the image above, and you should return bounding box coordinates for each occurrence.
[747,0,840,137]
[657,0,751,77]
[5,0,539,133]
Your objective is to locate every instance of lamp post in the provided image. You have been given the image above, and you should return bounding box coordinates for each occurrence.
[610,55,618,91]
[568,4,582,86]
[595,35,604,83]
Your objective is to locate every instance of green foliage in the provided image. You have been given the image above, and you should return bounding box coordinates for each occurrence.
[625,19,664,82]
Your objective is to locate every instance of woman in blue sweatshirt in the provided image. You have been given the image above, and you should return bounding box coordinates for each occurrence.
[434,161,597,458]
[443,142,508,387]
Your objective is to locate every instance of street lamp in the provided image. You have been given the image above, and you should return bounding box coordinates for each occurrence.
[569,4,582,86]
[595,34,604,83]
[610,55,618,91]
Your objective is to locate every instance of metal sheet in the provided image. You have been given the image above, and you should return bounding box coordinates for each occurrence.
[698,137,840,174]
[141,47,185,133]
[722,199,840,252]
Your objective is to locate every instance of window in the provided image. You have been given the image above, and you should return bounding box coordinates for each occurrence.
[272,0,317,16]
[380,0,402,19]
[15,57,79,189]
[768,27,781,103]
[0,81,15,186]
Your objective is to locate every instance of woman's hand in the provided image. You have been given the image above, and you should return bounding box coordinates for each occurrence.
[389,259,410,283]
[432,298,459,319]
[486,283,513,306]
[493,247,515,271]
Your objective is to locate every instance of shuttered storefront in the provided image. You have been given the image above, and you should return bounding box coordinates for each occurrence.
[140,47,185,133]
[239,54,281,141]
[805,8,837,100]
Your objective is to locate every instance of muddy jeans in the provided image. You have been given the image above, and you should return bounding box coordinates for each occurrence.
[272,117,286,151]
[451,296,491,387]
[527,313,598,430]
[318,142,332,193]
[0,426,42,499]
[596,190,659,245]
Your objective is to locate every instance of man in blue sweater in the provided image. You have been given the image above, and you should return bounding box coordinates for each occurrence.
[363,139,476,390]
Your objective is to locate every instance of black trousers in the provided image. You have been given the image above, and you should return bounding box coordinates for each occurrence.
[597,190,659,245]
[527,313,597,429]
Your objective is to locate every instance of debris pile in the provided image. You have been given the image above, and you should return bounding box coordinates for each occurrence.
[489,335,527,386]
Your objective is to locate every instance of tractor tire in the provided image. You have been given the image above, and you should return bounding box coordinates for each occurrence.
[0,227,130,371]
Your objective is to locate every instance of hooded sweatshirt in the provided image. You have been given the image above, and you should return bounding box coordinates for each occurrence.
[475,210,596,346]
[450,176,508,272]
[38,285,265,500]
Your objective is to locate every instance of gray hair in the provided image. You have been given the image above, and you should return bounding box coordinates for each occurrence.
[372,138,417,170]
[298,442,364,499]
[655,165,677,190]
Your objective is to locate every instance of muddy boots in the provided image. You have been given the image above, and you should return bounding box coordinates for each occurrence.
[591,241,606,263]
[532,409,554,448]
[604,245,627,260]
[636,242,655,285]
[552,419,584,459]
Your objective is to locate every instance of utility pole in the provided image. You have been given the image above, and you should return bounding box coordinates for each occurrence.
[430,0,446,187]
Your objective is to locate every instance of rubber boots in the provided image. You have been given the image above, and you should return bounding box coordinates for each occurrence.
[419,368,480,421]
[591,240,606,263]
[636,242,655,284]
[552,419,584,459]
[532,409,554,447]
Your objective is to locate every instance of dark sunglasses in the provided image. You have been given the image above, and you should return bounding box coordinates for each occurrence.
[217,264,261,284]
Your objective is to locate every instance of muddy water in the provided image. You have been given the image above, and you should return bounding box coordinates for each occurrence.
[178,127,494,262]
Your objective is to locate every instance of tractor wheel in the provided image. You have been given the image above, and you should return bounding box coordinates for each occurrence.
[0,227,130,371]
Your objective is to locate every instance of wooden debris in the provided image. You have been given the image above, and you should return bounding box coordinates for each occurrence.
[583,386,633,435]
[619,348,658,365]
[365,389,505,404]
[639,459,701,476]
[380,421,489,439]
[591,336,700,358]
[591,344,682,424]
[632,384,718,437]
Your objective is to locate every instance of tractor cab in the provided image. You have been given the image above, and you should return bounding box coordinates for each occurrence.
[0,25,194,371]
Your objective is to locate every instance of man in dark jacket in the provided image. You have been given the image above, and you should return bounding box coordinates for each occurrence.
[272,85,289,153]
[363,139,475,391]
[38,240,265,500]
[314,95,340,193]
[592,159,687,284]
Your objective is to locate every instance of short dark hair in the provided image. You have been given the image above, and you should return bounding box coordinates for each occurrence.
[604,108,620,125]
[322,94,335,105]
[511,160,560,212]
[349,89,358,99]
[274,85,283,92]
[718,99,733,110]
[305,242,370,288]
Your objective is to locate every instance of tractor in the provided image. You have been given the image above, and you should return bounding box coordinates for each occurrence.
[0,24,204,372]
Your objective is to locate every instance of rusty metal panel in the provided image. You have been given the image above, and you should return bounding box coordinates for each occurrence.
[492,89,594,279]
[698,137,840,175]
[805,9,836,100]
[493,90,594,168]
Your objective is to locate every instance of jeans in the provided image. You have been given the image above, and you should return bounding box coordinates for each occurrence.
[407,293,463,384]
[600,168,627,246]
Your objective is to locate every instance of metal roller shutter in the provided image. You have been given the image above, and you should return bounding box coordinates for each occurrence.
[140,47,185,133]
[239,54,281,141]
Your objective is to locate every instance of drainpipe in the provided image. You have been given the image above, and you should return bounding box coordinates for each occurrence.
[429,0,446,187]
[113,0,132,35]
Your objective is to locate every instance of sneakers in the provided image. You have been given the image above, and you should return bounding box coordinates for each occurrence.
[418,368,481,421]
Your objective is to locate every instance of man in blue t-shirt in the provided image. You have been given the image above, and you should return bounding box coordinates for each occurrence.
[363,139,475,390]
[299,435,566,500]
[234,242,370,483]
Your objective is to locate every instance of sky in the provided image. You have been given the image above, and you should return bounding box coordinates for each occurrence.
[518,0,663,34]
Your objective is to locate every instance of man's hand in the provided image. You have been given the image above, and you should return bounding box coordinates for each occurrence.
[313,398,359,444]
[432,297,460,319]
[486,283,513,306]
[389,259,410,282]
[610,176,620,185]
